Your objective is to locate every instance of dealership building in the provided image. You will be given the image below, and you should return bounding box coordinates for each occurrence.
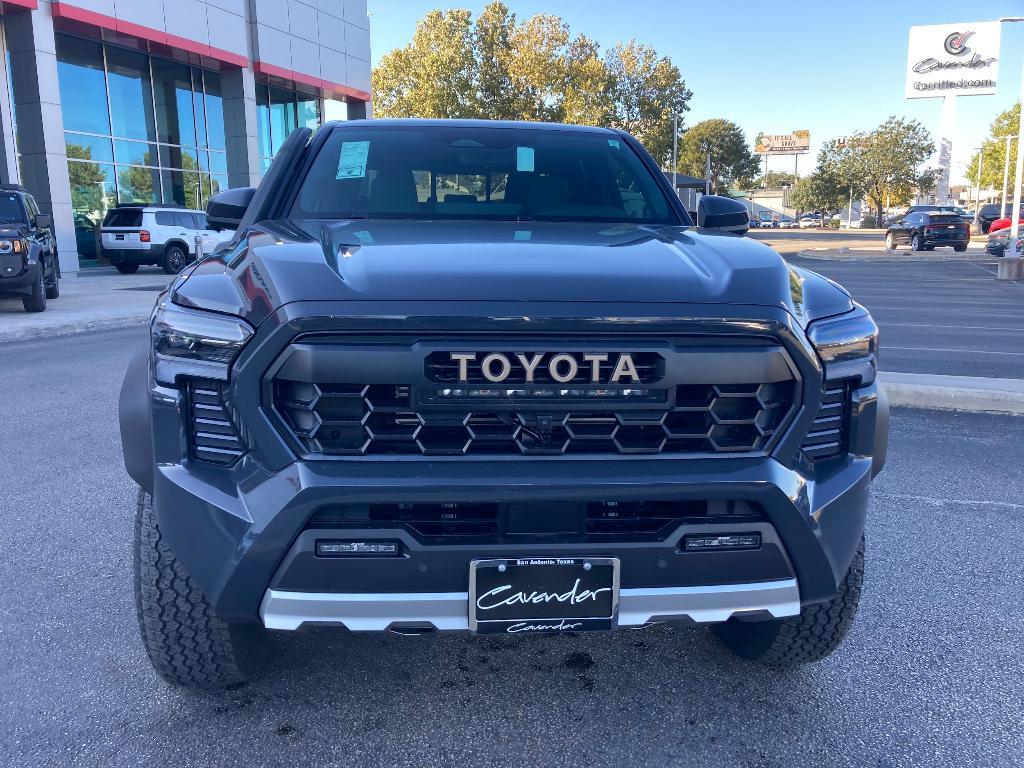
[0,0,371,275]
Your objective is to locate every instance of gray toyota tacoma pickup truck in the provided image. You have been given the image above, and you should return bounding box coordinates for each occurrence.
[120,119,887,689]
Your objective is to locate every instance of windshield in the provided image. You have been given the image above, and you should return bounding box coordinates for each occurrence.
[292,125,678,224]
[0,193,26,224]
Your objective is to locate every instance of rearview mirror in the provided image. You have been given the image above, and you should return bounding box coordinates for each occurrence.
[697,195,749,234]
[207,187,256,231]
[35,213,52,229]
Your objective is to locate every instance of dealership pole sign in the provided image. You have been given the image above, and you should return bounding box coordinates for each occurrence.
[754,131,810,155]
[905,22,1001,98]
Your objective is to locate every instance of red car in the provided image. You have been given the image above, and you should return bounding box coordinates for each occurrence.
[988,211,1024,234]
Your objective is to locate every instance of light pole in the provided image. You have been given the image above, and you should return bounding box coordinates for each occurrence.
[972,145,984,230]
[672,113,679,194]
[1004,17,1024,269]
[999,135,1015,213]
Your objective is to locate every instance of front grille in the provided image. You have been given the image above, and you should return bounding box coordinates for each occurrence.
[801,381,851,461]
[275,380,796,457]
[187,379,244,465]
[306,500,766,544]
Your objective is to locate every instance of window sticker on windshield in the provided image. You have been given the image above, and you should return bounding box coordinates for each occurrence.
[337,141,370,179]
[516,146,535,173]
[353,230,374,243]
[514,230,531,241]
[608,139,620,149]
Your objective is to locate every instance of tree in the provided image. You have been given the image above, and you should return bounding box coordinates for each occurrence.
[371,4,692,162]
[604,41,691,165]
[818,118,932,226]
[790,171,846,215]
[750,171,799,190]
[966,103,1019,194]
[676,119,760,194]
[371,9,479,118]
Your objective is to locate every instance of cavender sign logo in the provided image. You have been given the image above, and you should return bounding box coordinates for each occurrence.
[905,22,1001,99]
[449,352,641,384]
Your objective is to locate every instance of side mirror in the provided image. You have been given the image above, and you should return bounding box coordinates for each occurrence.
[697,195,749,234]
[207,187,256,231]
[35,213,52,229]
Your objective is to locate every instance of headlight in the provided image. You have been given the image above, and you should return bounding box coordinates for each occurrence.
[0,238,23,253]
[807,304,878,384]
[151,296,253,386]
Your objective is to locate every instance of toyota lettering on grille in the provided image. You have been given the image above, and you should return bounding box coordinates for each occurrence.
[449,352,641,384]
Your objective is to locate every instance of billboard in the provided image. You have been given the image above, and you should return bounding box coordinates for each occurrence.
[754,130,810,155]
[905,22,1001,98]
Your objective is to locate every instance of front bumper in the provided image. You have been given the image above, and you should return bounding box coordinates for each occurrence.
[124,303,887,632]
[0,260,38,296]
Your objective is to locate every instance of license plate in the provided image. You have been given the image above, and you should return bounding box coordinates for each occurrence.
[469,557,619,634]
[115,234,125,240]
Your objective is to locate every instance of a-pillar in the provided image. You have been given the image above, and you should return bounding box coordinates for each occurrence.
[5,4,78,276]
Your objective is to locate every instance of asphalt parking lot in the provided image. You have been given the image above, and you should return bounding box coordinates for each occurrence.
[1,327,1022,768]
[751,230,1024,379]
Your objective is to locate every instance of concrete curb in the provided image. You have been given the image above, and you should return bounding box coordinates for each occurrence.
[798,248,985,262]
[880,372,1024,416]
[0,314,149,343]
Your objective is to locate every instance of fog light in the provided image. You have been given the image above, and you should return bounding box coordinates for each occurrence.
[316,540,401,557]
[683,533,761,551]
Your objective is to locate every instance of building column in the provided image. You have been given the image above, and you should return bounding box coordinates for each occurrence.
[6,4,77,276]
[0,20,21,185]
[222,66,261,189]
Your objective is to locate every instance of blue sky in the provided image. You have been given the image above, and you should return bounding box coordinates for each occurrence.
[367,0,1024,184]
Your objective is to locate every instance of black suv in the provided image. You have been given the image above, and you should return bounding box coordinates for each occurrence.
[120,120,888,689]
[884,210,969,252]
[0,184,59,312]
[977,202,1014,234]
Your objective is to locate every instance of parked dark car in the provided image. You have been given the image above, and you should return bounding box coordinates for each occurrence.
[985,227,1022,258]
[74,213,98,259]
[977,202,1014,234]
[120,119,887,689]
[0,184,59,312]
[884,210,969,252]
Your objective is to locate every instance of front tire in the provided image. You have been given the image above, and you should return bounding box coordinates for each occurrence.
[911,233,922,251]
[953,243,968,252]
[713,538,864,666]
[114,261,139,274]
[22,267,46,312]
[884,233,896,250]
[45,259,60,299]
[162,245,188,274]
[134,489,268,689]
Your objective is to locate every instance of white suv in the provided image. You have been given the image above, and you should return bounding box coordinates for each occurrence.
[99,205,230,274]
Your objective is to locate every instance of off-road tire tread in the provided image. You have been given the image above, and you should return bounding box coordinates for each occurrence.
[134,489,265,689]
[114,262,139,274]
[714,539,864,666]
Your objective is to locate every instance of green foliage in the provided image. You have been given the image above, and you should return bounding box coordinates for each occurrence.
[372,2,691,164]
[965,103,1019,190]
[676,119,760,194]
[790,172,846,214]
[817,117,933,224]
[750,171,799,190]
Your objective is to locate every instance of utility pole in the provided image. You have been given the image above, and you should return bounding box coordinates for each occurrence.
[1000,135,1014,213]
[672,113,679,195]
[847,187,854,231]
[998,16,1024,279]
[973,146,984,231]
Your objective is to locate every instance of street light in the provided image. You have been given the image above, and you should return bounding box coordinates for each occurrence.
[999,16,1024,267]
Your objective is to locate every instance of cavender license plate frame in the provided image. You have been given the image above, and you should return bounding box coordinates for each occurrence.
[468,557,620,635]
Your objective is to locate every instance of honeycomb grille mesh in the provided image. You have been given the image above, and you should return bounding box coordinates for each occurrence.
[275,380,795,457]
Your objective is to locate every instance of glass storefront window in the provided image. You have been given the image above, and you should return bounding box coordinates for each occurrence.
[204,72,225,150]
[268,87,297,156]
[257,85,324,172]
[297,96,319,130]
[114,139,158,167]
[116,165,160,203]
[152,58,196,147]
[55,37,111,136]
[56,33,235,263]
[65,133,113,163]
[106,47,156,142]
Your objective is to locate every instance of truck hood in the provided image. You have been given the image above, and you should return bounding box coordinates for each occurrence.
[174,219,852,327]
